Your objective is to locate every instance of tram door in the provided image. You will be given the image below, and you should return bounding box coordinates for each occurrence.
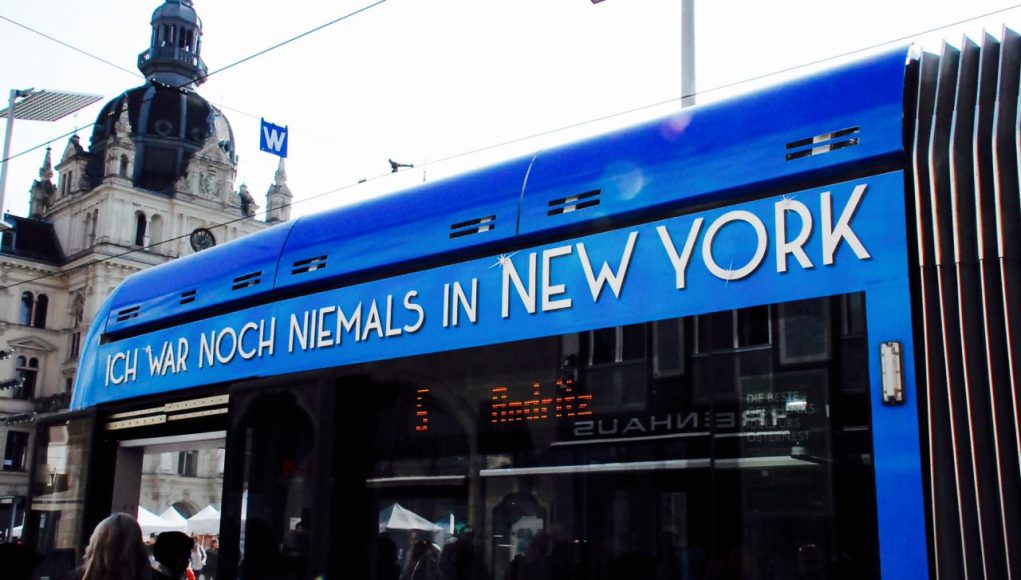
[25,395,233,580]
[222,380,337,580]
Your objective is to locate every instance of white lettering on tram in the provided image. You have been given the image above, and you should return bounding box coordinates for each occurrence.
[822,184,870,265]
[501,253,537,318]
[105,349,138,386]
[443,280,478,327]
[199,318,275,368]
[658,185,871,285]
[776,197,814,272]
[287,290,424,353]
[657,218,703,290]
[576,231,639,302]
[542,246,573,312]
[146,338,189,376]
[702,210,768,281]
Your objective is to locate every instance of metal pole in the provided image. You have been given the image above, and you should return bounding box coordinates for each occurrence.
[681,0,695,107]
[0,89,19,219]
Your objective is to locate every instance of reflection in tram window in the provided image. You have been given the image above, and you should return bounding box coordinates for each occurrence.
[349,292,879,580]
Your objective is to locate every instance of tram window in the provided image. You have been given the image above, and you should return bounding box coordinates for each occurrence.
[232,389,321,580]
[341,291,878,580]
[736,304,771,347]
[583,324,646,366]
[778,298,832,364]
[842,293,867,336]
[590,327,615,365]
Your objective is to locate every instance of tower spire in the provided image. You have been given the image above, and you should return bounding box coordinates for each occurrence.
[29,147,56,219]
[265,158,292,223]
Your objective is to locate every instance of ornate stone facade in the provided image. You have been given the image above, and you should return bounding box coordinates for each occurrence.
[0,0,293,535]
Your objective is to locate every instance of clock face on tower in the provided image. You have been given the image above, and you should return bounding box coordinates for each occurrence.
[189,228,216,252]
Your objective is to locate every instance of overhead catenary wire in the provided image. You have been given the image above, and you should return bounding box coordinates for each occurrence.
[2,4,1021,292]
[0,0,388,166]
[0,14,351,151]
[4,2,1021,168]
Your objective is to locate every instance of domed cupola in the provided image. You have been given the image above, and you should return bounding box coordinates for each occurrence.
[83,0,236,195]
[137,0,207,87]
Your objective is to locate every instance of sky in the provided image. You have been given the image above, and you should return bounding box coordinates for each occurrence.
[2,0,1021,221]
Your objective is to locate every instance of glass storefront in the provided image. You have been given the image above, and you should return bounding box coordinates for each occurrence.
[307,292,879,579]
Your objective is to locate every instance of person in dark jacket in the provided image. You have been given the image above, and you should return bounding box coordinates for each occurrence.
[0,542,43,580]
[152,531,194,580]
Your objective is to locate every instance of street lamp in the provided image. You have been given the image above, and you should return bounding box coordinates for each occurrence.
[0,88,103,220]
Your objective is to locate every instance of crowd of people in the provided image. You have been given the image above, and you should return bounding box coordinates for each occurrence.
[2,513,220,580]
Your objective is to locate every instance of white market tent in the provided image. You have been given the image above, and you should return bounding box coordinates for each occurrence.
[160,506,188,525]
[138,506,186,536]
[378,503,443,534]
[186,505,221,534]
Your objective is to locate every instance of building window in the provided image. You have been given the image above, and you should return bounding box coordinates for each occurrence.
[14,357,38,400]
[20,292,32,325]
[178,450,198,477]
[71,291,86,327]
[149,214,163,246]
[69,332,82,360]
[119,154,130,177]
[86,209,98,246]
[19,292,48,328]
[3,431,30,472]
[83,213,92,248]
[33,294,48,328]
[134,212,147,246]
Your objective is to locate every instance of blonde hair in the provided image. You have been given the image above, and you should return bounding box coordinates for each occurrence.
[81,513,151,580]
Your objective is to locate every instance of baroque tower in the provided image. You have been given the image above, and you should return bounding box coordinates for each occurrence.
[0,0,292,522]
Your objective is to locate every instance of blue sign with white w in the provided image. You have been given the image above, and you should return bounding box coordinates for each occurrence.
[259,118,288,158]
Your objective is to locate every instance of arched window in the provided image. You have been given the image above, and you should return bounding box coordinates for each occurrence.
[91,209,99,242]
[20,292,33,325]
[19,291,48,328]
[33,294,48,328]
[72,291,86,327]
[119,154,129,177]
[135,212,148,246]
[149,215,164,247]
[14,356,38,399]
[83,213,91,247]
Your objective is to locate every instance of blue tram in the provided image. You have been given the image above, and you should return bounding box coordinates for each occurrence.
[23,33,1021,580]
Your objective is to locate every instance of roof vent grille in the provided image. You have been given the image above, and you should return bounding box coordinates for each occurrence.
[231,271,263,291]
[548,190,601,216]
[180,290,197,305]
[115,305,141,322]
[786,126,860,160]
[292,255,328,275]
[450,215,496,239]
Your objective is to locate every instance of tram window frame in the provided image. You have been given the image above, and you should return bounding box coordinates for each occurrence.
[777,298,833,365]
[3,430,30,471]
[340,291,879,580]
[693,305,773,355]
